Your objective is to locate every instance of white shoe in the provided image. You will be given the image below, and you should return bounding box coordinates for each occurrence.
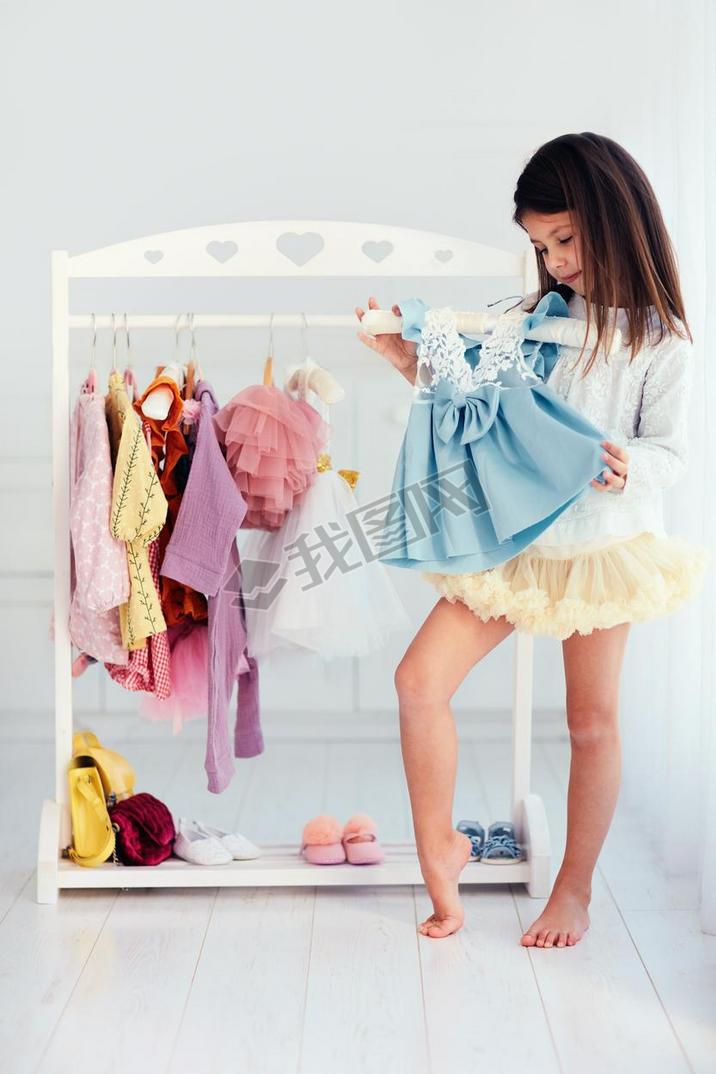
[174,817,232,865]
[193,820,261,860]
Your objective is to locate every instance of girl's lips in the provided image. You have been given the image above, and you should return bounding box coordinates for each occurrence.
[563,271,582,283]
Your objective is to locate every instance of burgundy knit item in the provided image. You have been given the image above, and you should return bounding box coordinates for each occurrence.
[108,792,176,866]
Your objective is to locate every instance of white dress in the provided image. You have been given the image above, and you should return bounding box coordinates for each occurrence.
[242,370,410,660]
[424,292,710,638]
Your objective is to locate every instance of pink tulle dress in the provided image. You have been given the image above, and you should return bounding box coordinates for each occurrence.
[213,356,328,529]
[138,620,209,733]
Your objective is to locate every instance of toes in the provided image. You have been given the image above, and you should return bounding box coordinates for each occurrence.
[543,931,554,948]
[556,932,567,947]
[423,924,449,938]
[418,915,461,939]
[520,931,537,946]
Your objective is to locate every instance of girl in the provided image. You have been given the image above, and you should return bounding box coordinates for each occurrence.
[355,132,709,948]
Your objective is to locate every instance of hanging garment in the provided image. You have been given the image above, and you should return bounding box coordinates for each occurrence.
[104,533,172,695]
[138,619,209,732]
[133,370,208,627]
[104,416,172,694]
[160,380,263,795]
[105,369,168,649]
[213,356,329,530]
[376,292,609,574]
[242,363,410,659]
[69,370,129,665]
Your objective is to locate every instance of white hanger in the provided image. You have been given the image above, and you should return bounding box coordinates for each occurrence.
[140,314,192,420]
[359,306,622,356]
[283,313,345,404]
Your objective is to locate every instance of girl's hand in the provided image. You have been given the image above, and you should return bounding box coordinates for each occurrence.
[591,439,629,491]
[355,296,418,380]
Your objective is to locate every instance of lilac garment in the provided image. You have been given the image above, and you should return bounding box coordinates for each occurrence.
[161,380,263,793]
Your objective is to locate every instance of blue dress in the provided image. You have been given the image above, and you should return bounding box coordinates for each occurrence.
[376,292,609,574]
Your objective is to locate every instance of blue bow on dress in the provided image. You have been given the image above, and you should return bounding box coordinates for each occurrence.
[432,379,502,445]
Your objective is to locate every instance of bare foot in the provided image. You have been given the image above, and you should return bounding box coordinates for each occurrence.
[520,882,591,948]
[417,830,472,939]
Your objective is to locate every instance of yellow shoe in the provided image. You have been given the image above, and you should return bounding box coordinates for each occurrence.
[67,757,116,867]
[72,731,135,802]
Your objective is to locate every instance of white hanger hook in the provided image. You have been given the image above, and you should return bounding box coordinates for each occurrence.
[123,312,132,369]
[188,312,197,365]
[89,312,97,370]
[267,311,275,357]
[174,312,190,360]
[300,311,309,360]
[111,312,118,370]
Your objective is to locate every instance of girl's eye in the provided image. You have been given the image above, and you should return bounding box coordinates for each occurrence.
[558,236,573,245]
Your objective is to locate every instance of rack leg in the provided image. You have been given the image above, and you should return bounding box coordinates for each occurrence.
[37,799,61,904]
[51,250,73,861]
[511,631,534,837]
[511,631,551,895]
[523,793,551,897]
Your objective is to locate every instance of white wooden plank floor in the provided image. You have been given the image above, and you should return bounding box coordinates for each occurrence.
[0,716,714,1074]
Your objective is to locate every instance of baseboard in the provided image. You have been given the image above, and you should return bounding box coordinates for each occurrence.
[0,707,567,743]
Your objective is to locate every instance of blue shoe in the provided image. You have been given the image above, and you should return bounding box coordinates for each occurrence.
[456,820,485,861]
[481,821,524,863]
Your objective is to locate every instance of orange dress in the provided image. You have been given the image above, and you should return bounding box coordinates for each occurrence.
[133,366,208,627]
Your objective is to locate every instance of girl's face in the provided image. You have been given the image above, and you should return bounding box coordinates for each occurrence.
[521,210,584,295]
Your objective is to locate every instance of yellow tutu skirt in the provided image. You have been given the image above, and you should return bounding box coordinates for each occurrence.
[423,532,710,640]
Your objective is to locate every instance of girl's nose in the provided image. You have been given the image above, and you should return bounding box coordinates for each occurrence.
[546,253,567,275]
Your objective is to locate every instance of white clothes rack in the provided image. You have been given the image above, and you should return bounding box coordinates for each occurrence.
[38,219,552,903]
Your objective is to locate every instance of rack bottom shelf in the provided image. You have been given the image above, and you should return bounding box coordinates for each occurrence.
[55,845,531,889]
[37,795,552,902]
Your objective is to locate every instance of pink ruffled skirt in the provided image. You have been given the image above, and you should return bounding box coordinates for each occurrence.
[213,385,328,530]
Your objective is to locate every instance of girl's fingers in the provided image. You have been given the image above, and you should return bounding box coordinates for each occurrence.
[601,439,628,463]
[591,470,625,490]
[601,449,627,476]
[355,306,364,320]
[357,330,380,352]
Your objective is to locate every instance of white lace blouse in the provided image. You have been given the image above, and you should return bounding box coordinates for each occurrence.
[525,291,694,552]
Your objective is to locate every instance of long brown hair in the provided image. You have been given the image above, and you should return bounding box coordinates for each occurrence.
[513,132,691,375]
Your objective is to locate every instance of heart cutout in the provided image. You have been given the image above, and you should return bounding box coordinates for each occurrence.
[276,232,324,266]
[144,249,164,264]
[207,240,238,263]
[434,249,453,263]
[362,240,393,263]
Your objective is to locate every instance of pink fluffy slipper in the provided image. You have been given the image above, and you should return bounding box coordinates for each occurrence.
[300,814,347,865]
[342,814,385,865]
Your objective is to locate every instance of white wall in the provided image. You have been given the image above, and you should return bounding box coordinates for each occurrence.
[0,0,685,718]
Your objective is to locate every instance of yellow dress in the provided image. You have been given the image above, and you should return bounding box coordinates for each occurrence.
[106,371,168,650]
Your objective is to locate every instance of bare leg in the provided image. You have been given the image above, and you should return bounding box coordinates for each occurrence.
[521,621,631,949]
[395,597,515,938]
